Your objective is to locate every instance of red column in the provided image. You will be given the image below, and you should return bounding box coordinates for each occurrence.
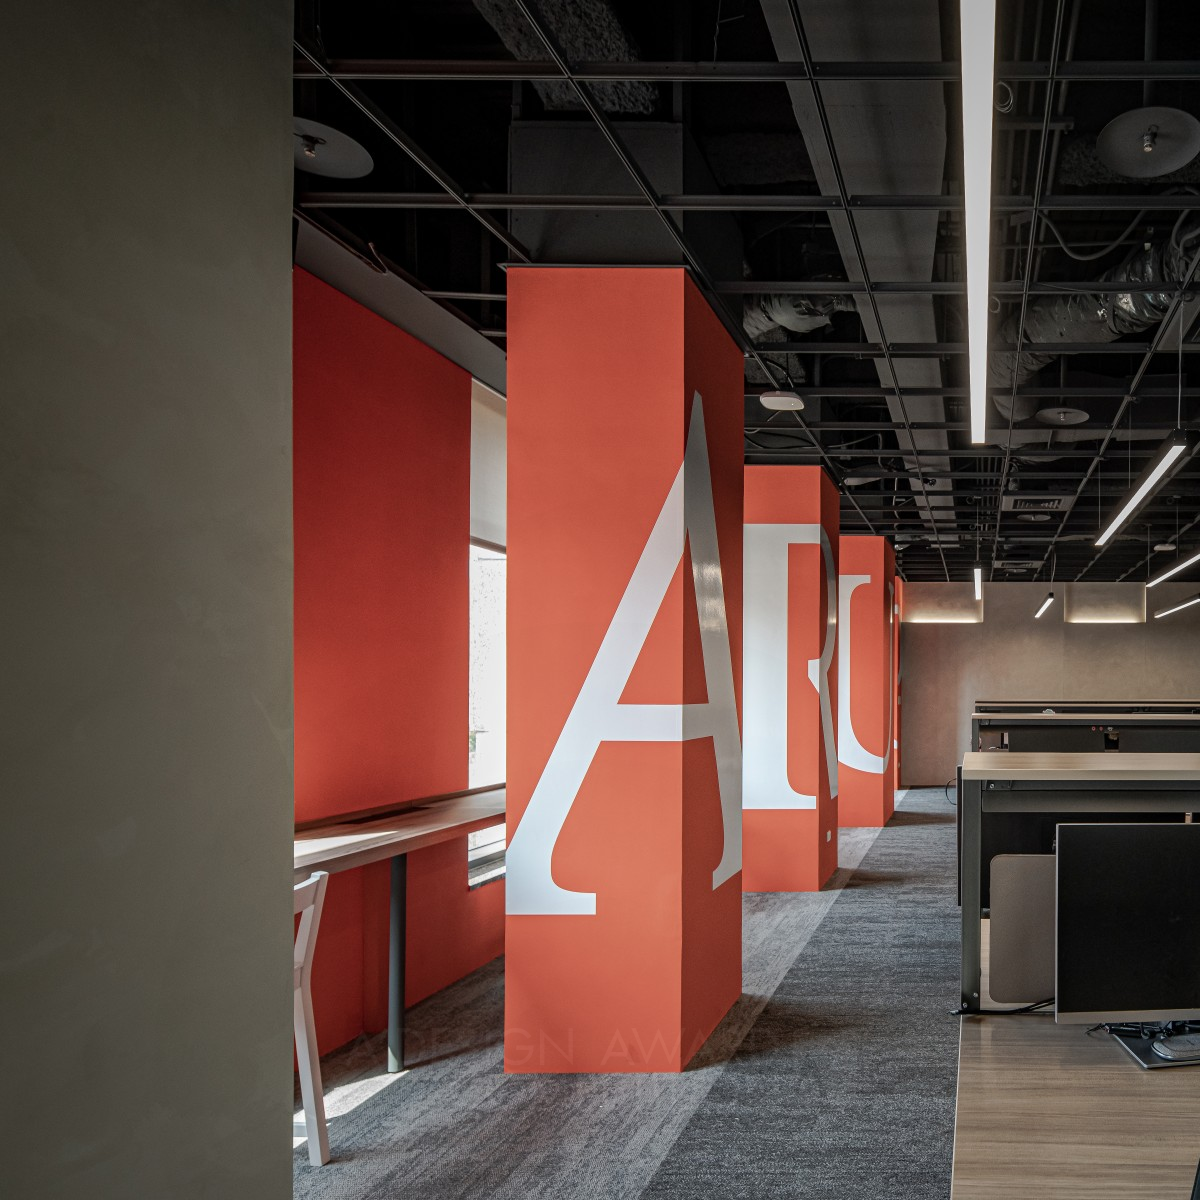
[505,268,743,1073]
[838,536,897,826]
[893,577,904,790]
[742,466,840,892]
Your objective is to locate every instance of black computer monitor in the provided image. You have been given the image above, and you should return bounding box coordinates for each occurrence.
[1056,823,1200,1024]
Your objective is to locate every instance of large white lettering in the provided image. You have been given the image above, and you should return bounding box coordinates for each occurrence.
[837,574,894,774]
[742,523,838,809]
[506,395,741,916]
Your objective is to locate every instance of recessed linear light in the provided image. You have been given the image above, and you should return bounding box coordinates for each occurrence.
[1154,592,1200,619]
[1095,429,1199,547]
[1148,546,1200,589]
[973,564,983,601]
[1034,591,1055,619]
[960,0,998,444]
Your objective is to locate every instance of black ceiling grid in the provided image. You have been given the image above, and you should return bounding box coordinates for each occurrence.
[292,0,1200,588]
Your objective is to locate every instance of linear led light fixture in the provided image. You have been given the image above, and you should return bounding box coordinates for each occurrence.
[1148,546,1200,589]
[1154,592,1200,619]
[1034,591,1055,618]
[960,0,998,444]
[1095,428,1199,547]
[973,564,983,600]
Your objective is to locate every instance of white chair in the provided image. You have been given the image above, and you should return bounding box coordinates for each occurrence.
[294,871,330,1166]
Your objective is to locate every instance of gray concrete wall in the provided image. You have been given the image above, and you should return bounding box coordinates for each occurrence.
[901,582,1200,785]
[1,3,293,1196]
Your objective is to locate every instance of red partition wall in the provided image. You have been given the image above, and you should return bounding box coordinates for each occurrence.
[505,268,743,1073]
[293,268,502,1054]
[838,536,897,826]
[742,466,840,891]
[893,577,903,790]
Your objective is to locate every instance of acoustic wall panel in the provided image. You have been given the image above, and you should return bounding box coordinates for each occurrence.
[506,268,743,1072]
[742,466,840,891]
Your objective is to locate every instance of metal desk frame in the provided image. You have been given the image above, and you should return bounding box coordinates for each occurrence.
[294,787,506,1070]
[958,753,1200,1013]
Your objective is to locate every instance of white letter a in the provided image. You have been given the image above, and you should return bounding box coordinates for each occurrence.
[506,394,742,916]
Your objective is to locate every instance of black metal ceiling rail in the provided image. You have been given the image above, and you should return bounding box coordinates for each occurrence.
[504,0,882,538]
[297,191,1200,214]
[748,446,1171,459]
[989,0,1068,582]
[782,1,964,579]
[719,280,1193,295]
[1036,253,1200,585]
[293,39,533,264]
[741,384,1200,398]
[749,340,1200,356]
[292,58,1200,83]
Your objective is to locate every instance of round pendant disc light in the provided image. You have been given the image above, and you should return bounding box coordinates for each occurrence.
[1034,406,1090,426]
[1096,107,1200,179]
[293,118,374,178]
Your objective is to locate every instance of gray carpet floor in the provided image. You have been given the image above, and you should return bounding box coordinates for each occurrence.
[293,788,959,1199]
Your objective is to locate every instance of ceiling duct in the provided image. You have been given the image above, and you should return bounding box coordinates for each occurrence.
[988,219,1200,448]
[758,0,956,546]
[471,0,657,114]
[743,291,856,341]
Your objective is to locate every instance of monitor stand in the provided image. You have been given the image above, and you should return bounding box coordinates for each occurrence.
[1112,1032,1200,1069]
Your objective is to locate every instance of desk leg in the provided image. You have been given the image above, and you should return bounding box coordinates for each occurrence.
[960,778,982,1013]
[388,855,407,1072]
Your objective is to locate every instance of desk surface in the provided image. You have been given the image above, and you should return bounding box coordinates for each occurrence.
[975,698,1200,708]
[952,1014,1200,1198]
[971,711,1200,723]
[961,751,1200,782]
[294,788,506,876]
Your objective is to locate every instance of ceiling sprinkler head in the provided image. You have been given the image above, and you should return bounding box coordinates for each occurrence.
[1143,126,1158,153]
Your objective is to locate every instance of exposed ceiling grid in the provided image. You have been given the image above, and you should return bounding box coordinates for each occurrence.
[292,0,1200,587]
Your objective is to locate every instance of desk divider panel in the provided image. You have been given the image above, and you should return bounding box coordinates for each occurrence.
[838,536,897,827]
[506,268,743,1072]
[742,466,840,891]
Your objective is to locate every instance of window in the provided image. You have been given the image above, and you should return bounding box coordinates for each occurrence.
[469,543,506,787]
[468,542,506,885]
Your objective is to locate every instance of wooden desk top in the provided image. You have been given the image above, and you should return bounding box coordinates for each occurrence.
[952,1015,1200,1198]
[293,788,506,876]
[971,711,1200,723]
[961,752,1200,782]
[976,698,1200,705]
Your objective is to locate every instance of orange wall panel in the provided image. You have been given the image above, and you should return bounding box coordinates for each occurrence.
[506,268,743,1072]
[838,536,897,827]
[742,466,840,891]
[293,269,501,1054]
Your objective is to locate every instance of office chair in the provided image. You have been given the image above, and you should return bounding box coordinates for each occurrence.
[294,871,331,1166]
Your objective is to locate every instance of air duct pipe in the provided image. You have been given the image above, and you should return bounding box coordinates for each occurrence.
[988,219,1200,439]
[742,291,857,341]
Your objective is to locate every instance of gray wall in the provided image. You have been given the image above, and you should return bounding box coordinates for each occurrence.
[1,3,293,1196]
[901,582,1200,785]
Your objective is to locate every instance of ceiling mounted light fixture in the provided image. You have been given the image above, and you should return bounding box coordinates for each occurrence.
[1096,107,1200,179]
[959,0,998,444]
[1095,428,1199,547]
[1153,592,1200,619]
[1148,546,1200,589]
[759,390,806,411]
[293,117,374,178]
[973,564,983,601]
[1034,591,1055,619]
